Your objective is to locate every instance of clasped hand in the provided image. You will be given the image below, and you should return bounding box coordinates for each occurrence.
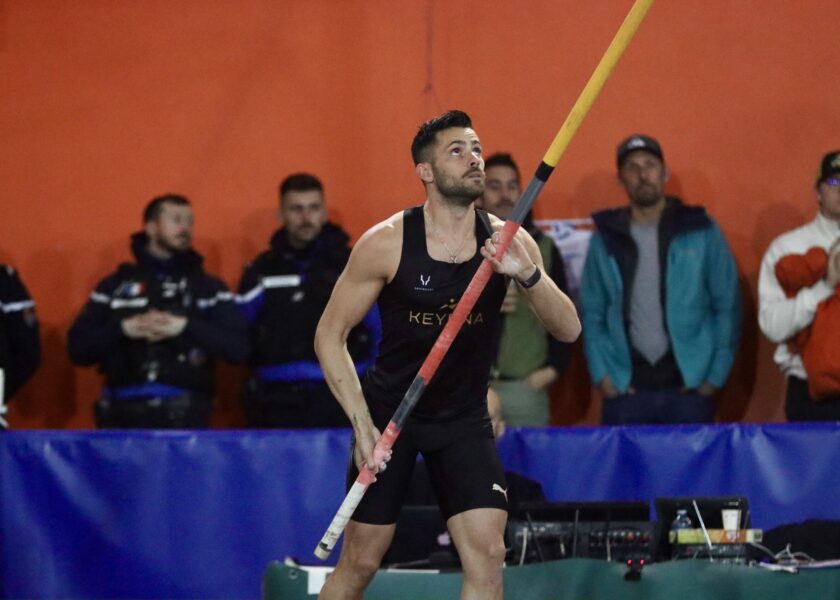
[121,309,187,342]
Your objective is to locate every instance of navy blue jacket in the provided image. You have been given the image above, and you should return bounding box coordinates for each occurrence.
[237,223,379,383]
[68,233,248,396]
[0,265,41,401]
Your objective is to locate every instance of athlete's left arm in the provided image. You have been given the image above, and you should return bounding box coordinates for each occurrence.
[481,222,581,343]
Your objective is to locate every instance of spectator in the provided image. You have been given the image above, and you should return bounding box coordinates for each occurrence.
[68,194,248,428]
[0,265,41,429]
[236,173,379,428]
[581,134,741,425]
[758,150,840,421]
[476,153,570,426]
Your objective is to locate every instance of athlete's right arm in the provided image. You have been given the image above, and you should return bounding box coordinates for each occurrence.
[314,216,401,474]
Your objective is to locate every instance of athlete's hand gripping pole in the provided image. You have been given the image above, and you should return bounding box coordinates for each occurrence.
[315,0,654,560]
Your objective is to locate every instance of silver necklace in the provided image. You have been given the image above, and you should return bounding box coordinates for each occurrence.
[424,206,470,263]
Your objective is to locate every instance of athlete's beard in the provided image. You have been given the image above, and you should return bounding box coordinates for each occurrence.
[432,164,485,207]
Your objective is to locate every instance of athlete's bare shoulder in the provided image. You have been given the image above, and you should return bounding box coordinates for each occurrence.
[348,210,406,282]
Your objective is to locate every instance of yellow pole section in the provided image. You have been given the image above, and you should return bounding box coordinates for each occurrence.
[542,0,654,168]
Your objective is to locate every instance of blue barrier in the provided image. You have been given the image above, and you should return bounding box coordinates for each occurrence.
[1,424,838,599]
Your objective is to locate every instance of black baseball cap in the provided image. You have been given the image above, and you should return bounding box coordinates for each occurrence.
[817,150,840,186]
[616,134,664,169]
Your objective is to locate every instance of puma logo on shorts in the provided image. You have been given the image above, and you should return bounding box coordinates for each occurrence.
[492,483,508,503]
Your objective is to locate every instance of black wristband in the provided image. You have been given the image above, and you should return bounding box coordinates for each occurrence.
[516,265,541,289]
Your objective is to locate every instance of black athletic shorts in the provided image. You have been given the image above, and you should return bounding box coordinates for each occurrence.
[347,401,508,525]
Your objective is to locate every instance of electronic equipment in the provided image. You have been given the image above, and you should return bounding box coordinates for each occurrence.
[507,501,654,565]
[385,498,754,568]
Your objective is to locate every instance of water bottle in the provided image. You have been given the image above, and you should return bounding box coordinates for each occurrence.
[669,509,693,558]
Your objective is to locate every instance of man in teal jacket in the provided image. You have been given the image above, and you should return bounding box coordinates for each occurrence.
[581,135,741,425]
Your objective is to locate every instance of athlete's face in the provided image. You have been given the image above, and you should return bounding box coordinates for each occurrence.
[146,202,193,256]
[281,189,327,248]
[480,164,520,219]
[427,127,485,206]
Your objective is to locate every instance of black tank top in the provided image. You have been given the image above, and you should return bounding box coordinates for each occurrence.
[362,206,507,421]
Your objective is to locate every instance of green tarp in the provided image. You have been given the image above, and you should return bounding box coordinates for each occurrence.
[264,558,840,600]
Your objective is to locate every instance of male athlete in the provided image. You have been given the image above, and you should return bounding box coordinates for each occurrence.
[314,110,580,599]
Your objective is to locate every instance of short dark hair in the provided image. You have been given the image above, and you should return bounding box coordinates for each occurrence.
[143,194,190,223]
[484,152,520,178]
[279,173,324,203]
[411,110,473,165]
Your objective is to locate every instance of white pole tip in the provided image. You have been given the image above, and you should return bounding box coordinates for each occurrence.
[314,544,332,560]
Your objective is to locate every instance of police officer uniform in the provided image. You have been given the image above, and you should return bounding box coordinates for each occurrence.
[237,222,379,428]
[0,265,41,428]
[68,232,249,428]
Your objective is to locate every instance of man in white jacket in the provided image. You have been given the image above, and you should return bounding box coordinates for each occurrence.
[758,150,840,420]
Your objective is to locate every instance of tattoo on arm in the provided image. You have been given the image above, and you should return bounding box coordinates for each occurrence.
[352,408,372,428]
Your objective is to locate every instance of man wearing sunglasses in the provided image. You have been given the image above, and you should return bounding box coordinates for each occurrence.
[759,150,840,420]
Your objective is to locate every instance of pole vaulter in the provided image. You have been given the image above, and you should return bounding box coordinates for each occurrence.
[315,0,655,560]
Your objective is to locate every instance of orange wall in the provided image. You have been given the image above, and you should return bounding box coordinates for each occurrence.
[2,1,839,428]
